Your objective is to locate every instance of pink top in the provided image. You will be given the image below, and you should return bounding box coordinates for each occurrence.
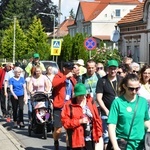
[31,75,47,92]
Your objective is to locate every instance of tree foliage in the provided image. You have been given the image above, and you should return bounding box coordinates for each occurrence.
[1,19,27,61]
[60,34,122,65]
[33,0,58,32]
[0,0,58,32]
[1,0,33,31]
[59,33,88,62]
[91,41,122,65]
[60,34,73,61]
[69,8,75,19]
[71,33,88,61]
[26,16,50,60]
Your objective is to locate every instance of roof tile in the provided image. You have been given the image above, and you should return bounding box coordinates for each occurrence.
[117,1,144,24]
[80,0,140,22]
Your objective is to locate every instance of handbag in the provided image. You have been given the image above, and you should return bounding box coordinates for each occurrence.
[107,96,139,150]
[145,132,150,150]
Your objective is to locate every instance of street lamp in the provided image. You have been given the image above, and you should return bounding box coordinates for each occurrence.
[39,12,55,39]
[6,16,16,64]
[13,16,16,64]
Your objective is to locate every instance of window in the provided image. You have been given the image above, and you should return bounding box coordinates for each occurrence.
[115,9,120,17]
[127,46,131,57]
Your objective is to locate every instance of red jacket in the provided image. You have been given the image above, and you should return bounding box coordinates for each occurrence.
[0,68,6,89]
[52,71,76,108]
[61,96,103,148]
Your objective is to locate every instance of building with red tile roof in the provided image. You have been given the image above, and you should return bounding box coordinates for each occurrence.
[49,16,74,38]
[117,0,150,64]
[68,0,140,49]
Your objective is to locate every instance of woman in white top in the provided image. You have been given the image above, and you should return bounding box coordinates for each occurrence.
[138,65,150,116]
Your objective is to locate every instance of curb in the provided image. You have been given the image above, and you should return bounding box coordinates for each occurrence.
[0,125,25,150]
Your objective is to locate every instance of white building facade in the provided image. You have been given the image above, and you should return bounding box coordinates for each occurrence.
[68,1,139,49]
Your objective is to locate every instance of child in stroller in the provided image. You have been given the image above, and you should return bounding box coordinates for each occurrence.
[28,93,53,139]
[34,101,50,123]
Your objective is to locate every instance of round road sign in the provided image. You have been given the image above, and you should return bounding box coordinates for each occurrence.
[84,37,97,50]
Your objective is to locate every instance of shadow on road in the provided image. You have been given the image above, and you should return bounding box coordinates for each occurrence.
[0,113,66,149]
[25,145,66,150]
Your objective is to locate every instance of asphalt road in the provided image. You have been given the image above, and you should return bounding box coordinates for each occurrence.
[0,104,66,150]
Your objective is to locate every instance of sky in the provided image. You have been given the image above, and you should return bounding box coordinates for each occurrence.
[53,0,79,22]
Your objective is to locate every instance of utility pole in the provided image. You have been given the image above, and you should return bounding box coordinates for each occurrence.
[55,0,61,63]
[13,16,16,64]
[57,0,61,38]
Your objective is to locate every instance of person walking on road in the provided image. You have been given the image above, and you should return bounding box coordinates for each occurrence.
[4,63,24,118]
[0,63,8,118]
[107,73,150,150]
[138,65,150,116]
[61,83,103,150]
[52,62,76,150]
[25,53,45,77]
[96,59,123,149]
[9,67,27,128]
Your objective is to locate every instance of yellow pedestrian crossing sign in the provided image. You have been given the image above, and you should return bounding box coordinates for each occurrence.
[51,39,62,56]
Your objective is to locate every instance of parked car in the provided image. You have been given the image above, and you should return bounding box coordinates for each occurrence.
[40,61,59,70]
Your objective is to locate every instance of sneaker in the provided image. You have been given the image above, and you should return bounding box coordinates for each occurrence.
[2,114,7,119]
[6,116,11,123]
[13,122,18,128]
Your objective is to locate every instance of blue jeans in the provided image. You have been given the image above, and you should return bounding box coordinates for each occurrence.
[101,116,109,144]
[27,99,32,120]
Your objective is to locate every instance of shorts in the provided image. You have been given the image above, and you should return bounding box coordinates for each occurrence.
[53,108,62,128]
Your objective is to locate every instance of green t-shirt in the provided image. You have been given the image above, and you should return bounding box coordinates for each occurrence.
[84,73,99,101]
[107,95,149,149]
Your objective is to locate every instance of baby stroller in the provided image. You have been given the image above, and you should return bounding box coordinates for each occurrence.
[28,92,53,139]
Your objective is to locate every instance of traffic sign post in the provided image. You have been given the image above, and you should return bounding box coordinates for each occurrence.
[84,37,97,58]
[51,39,62,56]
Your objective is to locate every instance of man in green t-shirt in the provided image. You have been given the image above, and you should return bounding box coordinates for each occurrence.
[25,53,45,76]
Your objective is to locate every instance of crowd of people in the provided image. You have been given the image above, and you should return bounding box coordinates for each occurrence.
[0,54,150,150]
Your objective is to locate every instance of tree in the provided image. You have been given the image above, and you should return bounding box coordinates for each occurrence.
[59,34,73,62]
[60,34,122,65]
[33,0,58,32]
[91,41,122,65]
[69,8,75,19]
[0,0,33,31]
[59,33,88,62]
[71,33,88,62]
[1,19,27,61]
[26,16,50,60]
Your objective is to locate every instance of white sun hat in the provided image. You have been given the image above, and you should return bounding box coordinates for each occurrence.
[76,59,85,66]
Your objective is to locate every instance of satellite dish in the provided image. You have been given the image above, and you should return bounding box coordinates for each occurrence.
[110,30,120,42]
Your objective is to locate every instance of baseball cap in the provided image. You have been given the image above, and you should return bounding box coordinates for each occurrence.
[107,59,118,67]
[33,53,40,58]
[63,62,74,70]
[74,83,86,97]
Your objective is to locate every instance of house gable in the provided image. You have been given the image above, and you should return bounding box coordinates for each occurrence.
[116,0,150,64]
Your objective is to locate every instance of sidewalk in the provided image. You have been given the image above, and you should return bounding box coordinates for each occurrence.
[0,124,25,150]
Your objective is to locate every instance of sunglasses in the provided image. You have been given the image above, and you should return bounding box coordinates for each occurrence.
[143,72,150,75]
[117,71,123,75]
[97,67,103,70]
[127,87,140,92]
[132,70,139,74]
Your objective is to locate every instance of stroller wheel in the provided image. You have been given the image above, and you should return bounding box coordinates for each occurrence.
[43,124,47,139]
[28,125,31,136]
